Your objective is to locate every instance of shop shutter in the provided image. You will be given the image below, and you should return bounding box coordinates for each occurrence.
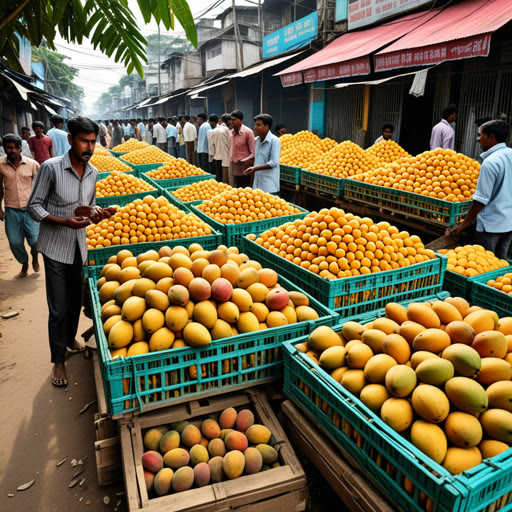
[368,81,404,148]
[326,85,364,142]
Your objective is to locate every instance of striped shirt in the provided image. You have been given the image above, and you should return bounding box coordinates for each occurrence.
[27,151,97,264]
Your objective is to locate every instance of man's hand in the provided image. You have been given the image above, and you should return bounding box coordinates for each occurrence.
[64,216,92,229]
[445,223,465,237]
[243,167,256,176]
[0,209,4,222]
[92,207,116,222]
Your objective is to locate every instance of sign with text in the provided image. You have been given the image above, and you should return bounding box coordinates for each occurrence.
[348,0,431,30]
[263,11,318,58]
[304,57,370,82]
[374,33,492,71]
[280,72,304,87]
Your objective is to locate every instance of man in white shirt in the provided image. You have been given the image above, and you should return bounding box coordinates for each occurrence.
[180,115,197,165]
[211,114,232,183]
[374,123,394,145]
[153,118,168,152]
[430,107,457,150]
[20,127,33,157]
[144,119,155,145]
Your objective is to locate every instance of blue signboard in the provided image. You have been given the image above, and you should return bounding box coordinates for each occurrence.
[335,0,348,22]
[263,11,318,59]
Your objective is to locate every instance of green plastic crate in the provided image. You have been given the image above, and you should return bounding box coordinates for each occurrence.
[241,236,447,315]
[109,150,128,157]
[119,160,165,173]
[343,179,472,227]
[300,169,344,197]
[280,164,301,185]
[283,312,512,512]
[143,172,212,190]
[88,266,339,418]
[190,203,309,247]
[470,268,512,317]
[95,188,161,208]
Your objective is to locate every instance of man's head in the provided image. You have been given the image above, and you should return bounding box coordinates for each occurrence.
[148,118,155,128]
[21,127,30,140]
[442,107,457,123]
[167,117,174,125]
[221,114,232,128]
[382,123,394,141]
[32,121,45,137]
[2,134,22,161]
[51,115,64,129]
[253,114,273,139]
[113,119,119,127]
[275,124,287,137]
[197,113,207,126]
[131,119,137,127]
[159,117,167,128]
[208,114,218,129]
[179,116,186,127]
[67,116,99,163]
[124,135,131,141]
[136,118,142,123]
[231,110,243,131]
[478,120,508,151]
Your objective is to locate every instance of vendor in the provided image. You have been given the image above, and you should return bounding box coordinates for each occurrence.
[374,124,394,145]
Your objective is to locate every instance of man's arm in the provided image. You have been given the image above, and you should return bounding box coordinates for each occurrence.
[245,138,281,176]
[446,200,485,236]
[49,143,55,158]
[0,173,4,221]
[27,138,36,160]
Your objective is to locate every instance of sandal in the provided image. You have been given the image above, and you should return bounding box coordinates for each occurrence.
[18,270,28,277]
[51,374,68,387]
[66,341,86,354]
[33,262,40,272]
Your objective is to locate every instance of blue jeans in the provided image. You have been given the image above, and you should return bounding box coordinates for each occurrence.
[178,144,186,159]
[5,207,39,264]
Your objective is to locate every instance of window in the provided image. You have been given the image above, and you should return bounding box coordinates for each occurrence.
[207,45,222,60]
[176,60,182,73]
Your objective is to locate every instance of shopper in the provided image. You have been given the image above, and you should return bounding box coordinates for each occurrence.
[111,119,123,149]
[166,117,178,157]
[47,115,71,157]
[28,121,54,165]
[137,118,146,138]
[374,123,394,145]
[130,119,142,141]
[177,117,186,158]
[123,120,131,137]
[27,116,114,387]
[207,114,218,175]
[196,113,211,172]
[182,115,197,165]
[275,124,287,137]
[0,134,40,277]
[446,120,512,259]
[243,114,280,195]
[144,119,155,145]
[153,118,168,152]
[211,114,232,184]
[98,119,108,147]
[230,110,255,188]
[430,107,457,150]
[20,126,33,157]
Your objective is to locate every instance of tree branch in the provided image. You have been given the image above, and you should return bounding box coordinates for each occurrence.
[0,0,32,32]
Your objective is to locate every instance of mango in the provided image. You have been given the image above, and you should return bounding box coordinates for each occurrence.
[189,444,209,466]
[319,346,346,370]
[194,462,210,487]
[180,424,201,447]
[103,315,122,337]
[415,358,454,386]
[149,327,175,352]
[209,277,233,302]
[362,329,386,354]
[255,444,278,464]
[385,303,408,325]
[208,456,225,483]
[201,419,221,440]
[445,377,488,414]
[411,385,450,423]
[137,249,159,265]
[381,398,414,432]
[132,277,156,298]
[235,409,254,432]
[165,305,189,332]
[341,369,367,396]
[472,331,508,358]
[142,450,163,473]
[208,248,228,267]
[464,310,498,334]
[385,365,417,398]
[183,322,211,347]
[101,304,122,323]
[251,302,269,323]
[288,290,309,307]
[445,296,470,317]
[172,466,195,492]
[223,450,245,479]
[498,317,512,336]
[225,431,248,452]
[99,280,120,304]
[407,303,441,329]
[137,260,156,275]
[108,320,133,349]
[188,277,211,302]
[167,284,189,306]
[202,264,221,284]
[486,381,512,412]
[280,305,297,324]
[171,421,189,434]
[410,420,447,464]
[266,311,288,328]
[359,384,390,414]
[236,267,259,289]
[109,346,127,359]
[216,301,239,324]
[144,289,169,312]
[142,308,165,334]
[295,305,319,322]
[232,288,254,312]
[156,277,174,294]
[246,424,272,445]
[346,344,374,369]
[163,448,190,469]
[445,321,475,345]
[442,446,482,475]
[479,440,510,459]
[444,412,482,448]
[122,295,146,322]
[480,409,512,443]
[237,311,261,333]
[363,354,397,383]
[412,328,451,353]
[133,319,146,342]
[265,288,289,311]
[244,446,263,474]
[144,262,173,282]
[154,467,173,496]
[220,263,240,285]
[144,470,155,493]
[144,429,163,451]
[127,341,149,357]
[193,300,218,329]
[372,317,399,335]
[432,301,462,324]
[382,334,410,364]
[208,438,226,457]
[342,321,366,341]
[476,358,512,386]
[220,429,235,441]
[219,407,237,429]
[159,430,180,454]
[397,321,426,344]
[442,344,481,377]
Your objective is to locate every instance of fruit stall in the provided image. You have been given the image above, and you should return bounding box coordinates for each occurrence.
[83,142,512,512]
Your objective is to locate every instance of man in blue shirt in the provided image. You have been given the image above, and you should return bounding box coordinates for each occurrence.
[123,121,131,137]
[196,113,211,173]
[244,114,281,195]
[137,118,146,137]
[47,115,71,157]
[166,117,178,157]
[447,120,512,258]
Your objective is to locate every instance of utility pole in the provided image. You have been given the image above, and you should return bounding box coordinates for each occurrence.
[232,0,242,71]
[258,0,262,60]
[157,25,162,96]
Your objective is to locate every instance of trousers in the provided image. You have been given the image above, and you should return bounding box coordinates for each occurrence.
[5,207,39,264]
[178,144,186,159]
[43,244,83,364]
[197,153,211,173]
[185,141,196,165]
[156,142,168,153]
[475,230,512,260]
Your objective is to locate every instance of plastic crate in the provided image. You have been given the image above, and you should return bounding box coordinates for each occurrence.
[343,180,472,227]
[142,172,212,190]
[470,267,512,317]
[300,169,344,197]
[160,188,201,212]
[109,150,128,157]
[85,229,222,267]
[283,319,512,512]
[119,161,165,173]
[280,164,301,185]
[190,203,309,247]
[241,236,447,315]
[88,267,338,418]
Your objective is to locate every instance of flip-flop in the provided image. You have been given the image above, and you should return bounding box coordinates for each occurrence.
[33,262,40,272]
[66,342,86,354]
[51,375,68,387]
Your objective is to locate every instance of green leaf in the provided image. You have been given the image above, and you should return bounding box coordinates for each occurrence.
[169,0,196,47]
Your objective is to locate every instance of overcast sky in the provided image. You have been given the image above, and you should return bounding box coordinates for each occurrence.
[54,0,254,114]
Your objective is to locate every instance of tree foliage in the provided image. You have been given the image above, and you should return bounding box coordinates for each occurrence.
[0,0,197,77]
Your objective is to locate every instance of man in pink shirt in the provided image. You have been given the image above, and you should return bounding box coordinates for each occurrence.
[28,120,55,165]
[230,110,255,188]
[430,107,457,151]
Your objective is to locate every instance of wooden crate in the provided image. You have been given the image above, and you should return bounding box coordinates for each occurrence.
[119,389,308,512]
[280,400,394,512]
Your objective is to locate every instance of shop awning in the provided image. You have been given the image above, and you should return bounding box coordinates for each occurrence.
[276,10,438,87]
[375,0,512,71]
[135,97,154,109]
[230,50,305,79]
[187,80,230,97]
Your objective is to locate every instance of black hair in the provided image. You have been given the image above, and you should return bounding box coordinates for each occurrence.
[149,118,155,123]
[481,120,509,143]
[179,115,185,122]
[158,117,166,123]
[21,126,30,133]
[167,117,173,122]
[231,110,243,121]
[32,121,44,130]
[382,123,394,132]
[254,113,273,129]
[51,115,64,127]
[184,115,191,122]
[136,118,141,122]
[124,135,131,141]
[209,114,218,123]
[113,119,119,125]
[442,107,457,120]
[222,114,231,124]
[197,113,207,121]
[2,133,22,148]
[67,116,99,138]
[275,124,286,132]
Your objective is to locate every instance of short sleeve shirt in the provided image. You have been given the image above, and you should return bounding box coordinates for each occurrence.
[27,135,53,165]
[0,155,40,208]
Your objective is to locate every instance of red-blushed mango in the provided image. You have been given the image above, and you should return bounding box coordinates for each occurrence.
[144,470,155,492]
[220,428,235,441]
[167,284,189,306]
[159,430,180,454]
[266,287,289,311]
[255,444,278,464]
[194,462,211,487]
[190,444,210,466]
[244,446,263,474]
[223,450,245,479]
[219,407,237,429]
[211,278,234,302]
[201,418,221,439]
[144,429,163,451]
[208,438,227,457]
[246,424,272,445]
[188,277,211,301]
[142,450,163,473]
[163,448,190,469]
[225,431,248,452]
[208,456,225,483]
[154,467,173,496]
[235,409,255,432]
[172,466,195,492]
[181,424,202,447]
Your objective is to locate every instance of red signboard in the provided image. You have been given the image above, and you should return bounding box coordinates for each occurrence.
[280,72,304,87]
[374,33,492,71]
[303,57,370,83]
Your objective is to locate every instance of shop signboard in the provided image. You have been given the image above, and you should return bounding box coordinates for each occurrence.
[336,0,348,22]
[263,11,318,58]
[348,0,432,30]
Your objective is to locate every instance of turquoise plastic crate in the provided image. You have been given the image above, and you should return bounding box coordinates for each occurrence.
[283,313,512,512]
[161,181,229,212]
[241,236,447,315]
[190,203,309,247]
[120,161,165,173]
[143,172,212,190]
[88,267,339,418]
[300,169,344,197]
[343,179,472,227]
[470,268,512,317]
[280,164,301,185]
[109,150,128,157]
[86,229,222,267]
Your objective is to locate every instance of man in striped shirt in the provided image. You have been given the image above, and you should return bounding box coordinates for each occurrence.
[28,117,114,387]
